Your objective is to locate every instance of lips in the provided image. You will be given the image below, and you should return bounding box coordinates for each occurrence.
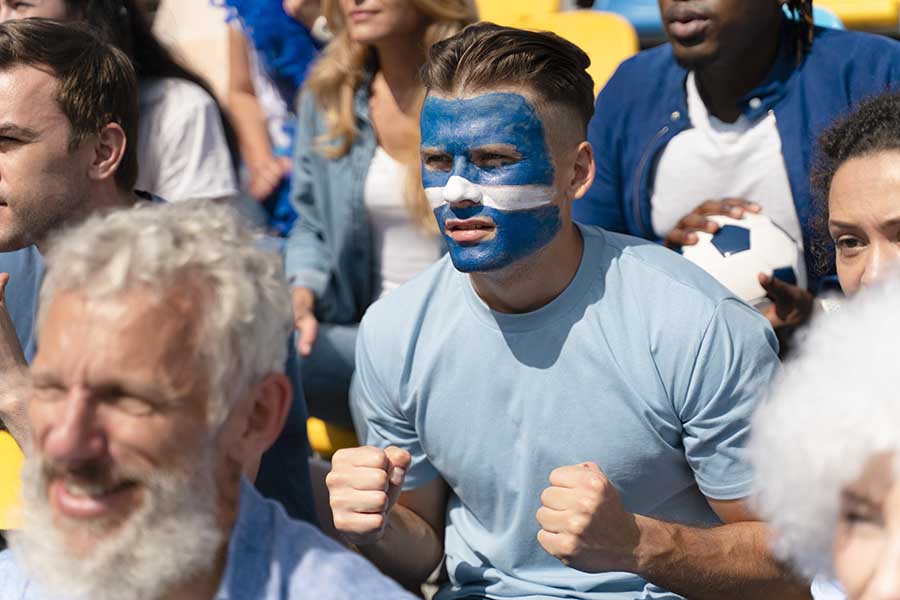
[348,9,378,22]
[49,476,139,521]
[664,3,712,42]
[445,217,496,244]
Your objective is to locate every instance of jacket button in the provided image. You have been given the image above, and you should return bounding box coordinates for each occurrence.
[749,97,762,109]
[670,111,681,121]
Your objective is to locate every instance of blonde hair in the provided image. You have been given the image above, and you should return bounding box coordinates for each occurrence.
[306,0,477,229]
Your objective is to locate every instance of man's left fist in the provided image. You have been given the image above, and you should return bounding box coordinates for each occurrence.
[536,462,642,573]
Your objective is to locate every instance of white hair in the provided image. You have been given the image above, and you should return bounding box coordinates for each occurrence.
[750,275,900,578]
[37,200,293,424]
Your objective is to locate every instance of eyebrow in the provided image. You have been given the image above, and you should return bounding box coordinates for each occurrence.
[0,123,39,141]
[830,216,900,230]
[31,373,171,407]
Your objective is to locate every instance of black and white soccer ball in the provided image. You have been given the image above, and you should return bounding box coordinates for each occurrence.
[680,213,806,307]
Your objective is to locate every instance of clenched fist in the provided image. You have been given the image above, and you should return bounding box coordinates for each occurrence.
[536,462,642,574]
[326,445,412,545]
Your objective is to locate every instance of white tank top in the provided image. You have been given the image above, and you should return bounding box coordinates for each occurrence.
[364,147,442,298]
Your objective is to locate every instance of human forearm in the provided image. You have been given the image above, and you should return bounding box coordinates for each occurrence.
[356,503,444,587]
[633,517,810,600]
[227,91,275,167]
[0,365,31,452]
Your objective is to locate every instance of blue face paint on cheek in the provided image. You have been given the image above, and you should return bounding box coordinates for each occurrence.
[422,93,562,272]
[435,204,561,273]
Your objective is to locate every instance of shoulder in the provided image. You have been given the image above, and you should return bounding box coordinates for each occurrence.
[590,226,737,306]
[806,27,900,73]
[139,77,220,116]
[599,43,684,103]
[359,256,456,338]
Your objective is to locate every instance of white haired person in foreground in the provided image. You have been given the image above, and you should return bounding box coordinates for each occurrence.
[0,202,414,600]
[752,274,900,600]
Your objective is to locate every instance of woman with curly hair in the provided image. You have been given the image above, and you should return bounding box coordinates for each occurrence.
[754,91,900,600]
[285,0,477,427]
[809,91,900,296]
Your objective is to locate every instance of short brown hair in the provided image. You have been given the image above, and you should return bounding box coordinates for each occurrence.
[0,18,138,190]
[420,23,595,137]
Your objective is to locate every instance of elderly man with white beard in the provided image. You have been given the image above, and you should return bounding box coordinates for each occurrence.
[0,201,413,600]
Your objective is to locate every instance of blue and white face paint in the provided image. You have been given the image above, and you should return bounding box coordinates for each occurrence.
[421,93,561,273]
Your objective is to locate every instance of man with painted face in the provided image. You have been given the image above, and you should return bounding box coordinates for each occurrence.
[326,24,807,600]
[574,0,900,344]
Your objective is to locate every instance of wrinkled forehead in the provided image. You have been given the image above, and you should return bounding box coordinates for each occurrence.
[420,92,550,154]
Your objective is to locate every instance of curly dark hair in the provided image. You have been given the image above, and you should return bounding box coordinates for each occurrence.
[809,91,900,275]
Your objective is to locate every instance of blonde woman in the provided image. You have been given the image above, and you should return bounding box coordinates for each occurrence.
[285,0,477,426]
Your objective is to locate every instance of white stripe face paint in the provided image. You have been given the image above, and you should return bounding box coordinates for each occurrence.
[424,175,556,211]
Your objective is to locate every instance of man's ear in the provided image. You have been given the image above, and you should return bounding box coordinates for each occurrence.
[87,122,127,184]
[224,372,292,481]
[568,141,595,202]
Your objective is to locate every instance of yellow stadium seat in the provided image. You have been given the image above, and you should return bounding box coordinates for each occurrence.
[813,0,899,30]
[475,0,562,26]
[519,11,639,95]
[0,431,23,531]
[307,417,358,460]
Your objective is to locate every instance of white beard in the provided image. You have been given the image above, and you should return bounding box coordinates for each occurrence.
[9,450,225,600]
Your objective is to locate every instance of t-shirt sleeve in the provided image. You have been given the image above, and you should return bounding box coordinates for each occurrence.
[349,317,439,490]
[139,83,238,202]
[679,298,780,500]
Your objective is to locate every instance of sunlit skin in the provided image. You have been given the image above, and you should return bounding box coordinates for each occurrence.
[338,0,424,45]
[827,151,900,295]
[0,0,69,22]
[834,452,900,600]
[29,288,221,555]
[0,65,96,251]
[420,88,594,312]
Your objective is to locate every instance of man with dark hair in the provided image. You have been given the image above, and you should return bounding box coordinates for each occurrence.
[575,0,900,339]
[0,18,316,524]
[326,23,807,599]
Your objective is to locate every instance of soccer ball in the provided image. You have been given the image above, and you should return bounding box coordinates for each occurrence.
[680,213,806,307]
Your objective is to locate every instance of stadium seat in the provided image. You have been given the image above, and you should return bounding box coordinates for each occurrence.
[307,417,358,460]
[0,432,23,531]
[519,10,639,94]
[474,0,561,27]
[813,0,897,30]
[594,0,847,45]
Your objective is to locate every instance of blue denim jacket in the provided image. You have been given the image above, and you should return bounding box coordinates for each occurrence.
[574,25,900,288]
[285,84,377,324]
[0,478,415,600]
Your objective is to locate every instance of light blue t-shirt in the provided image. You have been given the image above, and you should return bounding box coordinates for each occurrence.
[0,478,414,599]
[352,224,780,600]
[0,246,43,362]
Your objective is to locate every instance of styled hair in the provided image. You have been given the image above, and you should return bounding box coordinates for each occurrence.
[305,0,477,230]
[751,275,900,578]
[306,0,477,159]
[808,92,900,275]
[38,201,293,425]
[0,18,138,190]
[62,0,240,171]
[420,23,595,138]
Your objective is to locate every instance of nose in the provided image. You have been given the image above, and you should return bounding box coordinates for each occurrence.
[442,176,483,206]
[867,538,900,600]
[41,387,106,465]
[860,240,900,289]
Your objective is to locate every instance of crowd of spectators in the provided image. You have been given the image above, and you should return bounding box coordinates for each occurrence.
[0,1,899,599]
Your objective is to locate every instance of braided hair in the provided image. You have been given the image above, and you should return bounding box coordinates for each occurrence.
[785,0,815,59]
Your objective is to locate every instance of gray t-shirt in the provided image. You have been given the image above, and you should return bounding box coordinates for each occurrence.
[352,224,780,599]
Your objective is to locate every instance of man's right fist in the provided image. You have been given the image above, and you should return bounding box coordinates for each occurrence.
[326,445,412,545]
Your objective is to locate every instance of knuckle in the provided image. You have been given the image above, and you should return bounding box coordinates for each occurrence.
[372,470,389,490]
[578,495,597,514]
[569,515,590,534]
